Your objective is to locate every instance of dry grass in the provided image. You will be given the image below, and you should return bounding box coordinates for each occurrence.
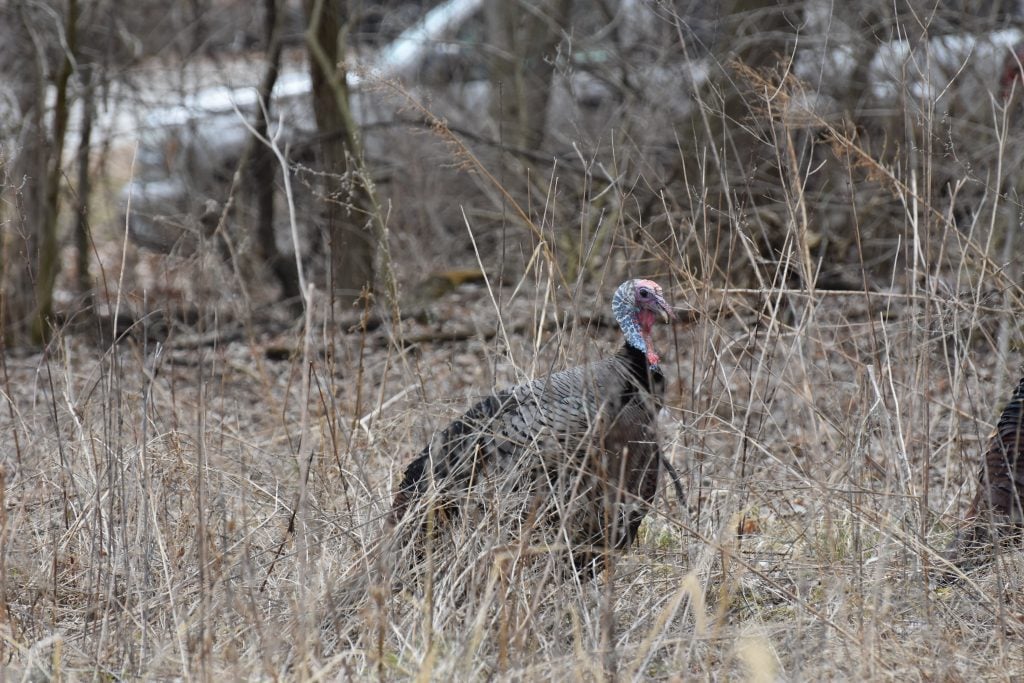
[4,19,1024,679]
[1,255,1022,679]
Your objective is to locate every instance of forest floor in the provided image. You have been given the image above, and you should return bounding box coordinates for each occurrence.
[2,258,1023,680]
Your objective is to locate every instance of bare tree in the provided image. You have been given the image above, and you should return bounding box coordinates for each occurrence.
[304,0,375,307]
[0,1,43,346]
[0,0,75,345]
[250,0,301,304]
[73,61,94,300]
[487,0,573,152]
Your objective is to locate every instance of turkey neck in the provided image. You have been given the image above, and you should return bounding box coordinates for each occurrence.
[617,343,665,398]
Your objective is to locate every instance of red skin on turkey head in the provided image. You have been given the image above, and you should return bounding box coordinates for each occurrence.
[637,310,660,366]
[634,278,670,367]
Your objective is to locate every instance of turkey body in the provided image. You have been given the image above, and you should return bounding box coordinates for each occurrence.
[972,376,1024,524]
[946,376,1024,570]
[391,341,666,573]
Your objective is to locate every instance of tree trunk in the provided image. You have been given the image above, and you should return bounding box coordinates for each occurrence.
[486,0,572,152]
[304,0,374,306]
[1,2,45,345]
[702,0,802,178]
[74,62,94,299]
[1,0,75,345]
[252,0,301,304]
[31,0,77,344]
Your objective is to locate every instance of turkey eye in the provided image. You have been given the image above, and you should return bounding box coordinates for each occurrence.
[638,288,650,298]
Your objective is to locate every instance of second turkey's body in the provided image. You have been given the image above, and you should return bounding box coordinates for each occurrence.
[946,376,1024,570]
[391,343,665,570]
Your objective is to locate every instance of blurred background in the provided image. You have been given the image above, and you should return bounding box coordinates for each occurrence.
[2,0,1022,343]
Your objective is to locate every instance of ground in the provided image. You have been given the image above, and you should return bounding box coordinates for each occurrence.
[1,266,1022,680]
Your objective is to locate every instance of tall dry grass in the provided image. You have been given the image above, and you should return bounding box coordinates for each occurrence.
[2,10,1024,681]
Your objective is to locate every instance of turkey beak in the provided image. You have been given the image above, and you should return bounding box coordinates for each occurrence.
[655,296,674,324]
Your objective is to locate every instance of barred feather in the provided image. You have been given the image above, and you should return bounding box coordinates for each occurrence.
[945,376,1024,570]
[390,280,672,573]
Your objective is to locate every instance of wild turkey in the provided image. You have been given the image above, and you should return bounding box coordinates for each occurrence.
[945,376,1024,572]
[390,279,676,574]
